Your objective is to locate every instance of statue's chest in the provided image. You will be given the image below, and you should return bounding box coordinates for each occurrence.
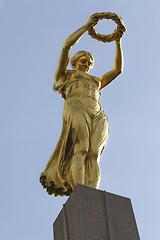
[64,72,100,100]
[68,71,100,87]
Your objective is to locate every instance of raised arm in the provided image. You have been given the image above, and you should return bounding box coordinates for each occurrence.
[100,38,123,90]
[54,15,99,83]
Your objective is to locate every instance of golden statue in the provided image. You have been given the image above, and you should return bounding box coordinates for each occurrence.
[39,12,126,196]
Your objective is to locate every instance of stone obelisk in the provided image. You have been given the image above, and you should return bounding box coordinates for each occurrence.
[53,184,140,240]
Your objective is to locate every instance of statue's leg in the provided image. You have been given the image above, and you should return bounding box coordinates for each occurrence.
[87,116,109,188]
[69,109,90,189]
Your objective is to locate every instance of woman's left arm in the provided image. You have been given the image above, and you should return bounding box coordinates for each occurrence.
[100,39,123,90]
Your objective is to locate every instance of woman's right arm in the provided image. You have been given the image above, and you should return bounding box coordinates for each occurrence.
[54,14,99,83]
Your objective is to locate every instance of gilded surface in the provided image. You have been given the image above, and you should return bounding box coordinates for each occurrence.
[39,13,125,196]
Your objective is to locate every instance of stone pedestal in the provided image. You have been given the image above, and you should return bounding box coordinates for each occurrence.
[53,184,140,240]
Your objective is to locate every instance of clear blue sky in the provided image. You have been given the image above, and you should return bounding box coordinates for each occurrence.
[0,0,160,239]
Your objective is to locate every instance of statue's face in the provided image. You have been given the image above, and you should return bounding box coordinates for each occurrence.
[75,55,93,73]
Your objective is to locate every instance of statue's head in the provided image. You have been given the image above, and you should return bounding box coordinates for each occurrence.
[70,51,94,73]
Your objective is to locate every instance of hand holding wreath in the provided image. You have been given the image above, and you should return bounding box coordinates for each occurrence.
[87,12,126,42]
[85,13,99,29]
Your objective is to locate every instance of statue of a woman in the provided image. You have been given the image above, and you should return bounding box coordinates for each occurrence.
[40,13,125,196]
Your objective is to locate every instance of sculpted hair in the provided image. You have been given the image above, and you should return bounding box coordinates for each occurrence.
[70,51,94,70]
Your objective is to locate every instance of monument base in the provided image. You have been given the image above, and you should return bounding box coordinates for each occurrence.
[53,184,140,240]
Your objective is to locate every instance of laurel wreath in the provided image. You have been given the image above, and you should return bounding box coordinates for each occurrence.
[88,12,126,43]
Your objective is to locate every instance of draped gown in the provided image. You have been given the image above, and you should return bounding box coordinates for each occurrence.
[40,70,109,196]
